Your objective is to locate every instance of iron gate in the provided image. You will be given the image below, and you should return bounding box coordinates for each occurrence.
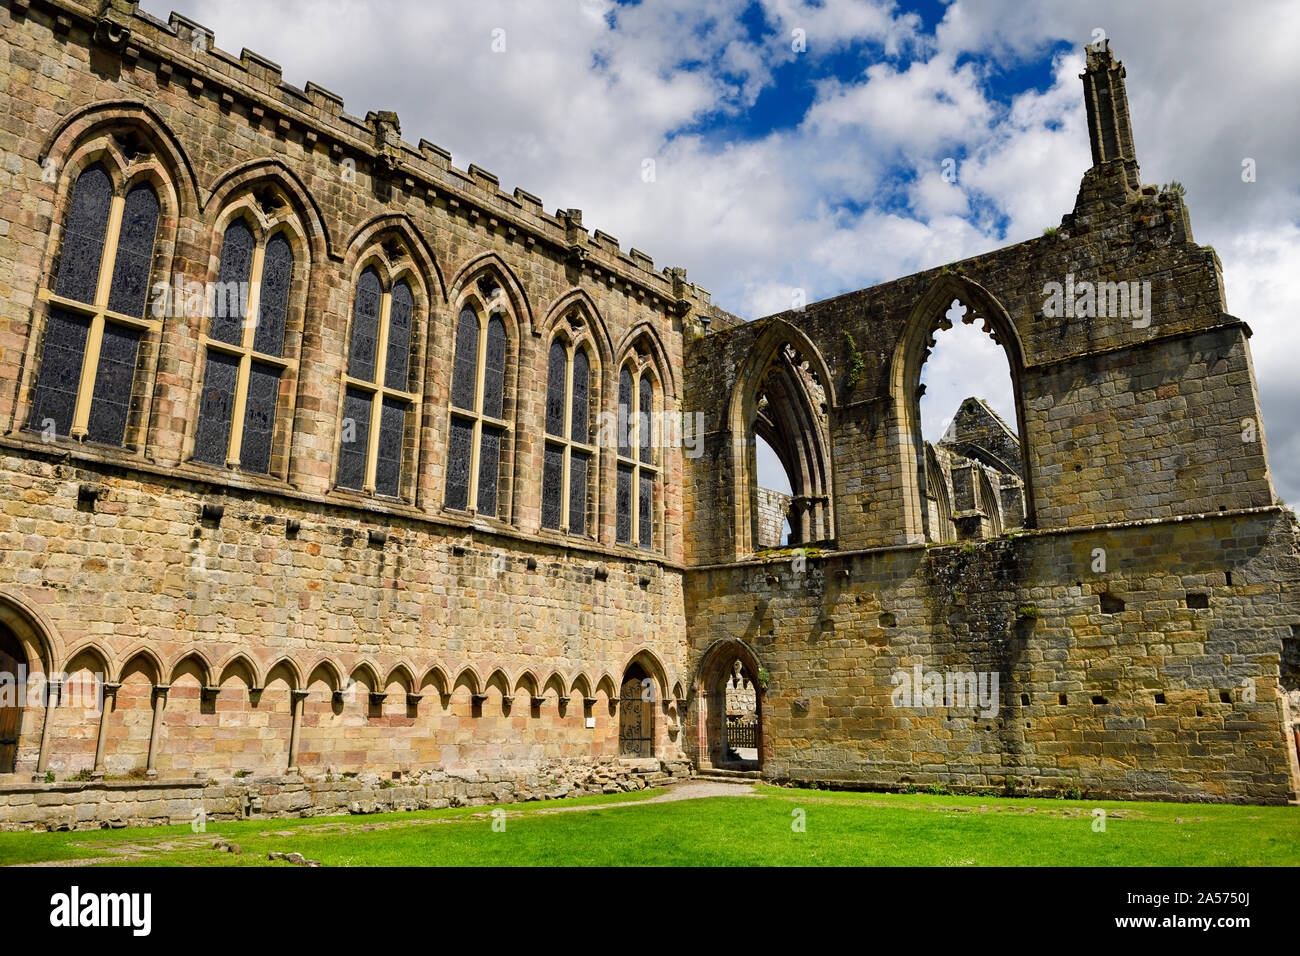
[619,679,654,757]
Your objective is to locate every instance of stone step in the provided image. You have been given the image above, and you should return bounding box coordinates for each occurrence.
[696,768,762,780]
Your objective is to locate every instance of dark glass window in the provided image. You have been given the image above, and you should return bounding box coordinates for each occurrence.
[477,425,502,516]
[445,418,473,511]
[29,309,89,437]
[211,220,253,346]
[617,367,633,459]
[616,464,633,544]
[545,340,566,437]
[483,316,506,420]
[239,363,280,474]
[375,398,406,498]
[106,183,160,318]
[86,321,141,446]
[639,375,653,464]
[570,450,590,537]
[348,268,382,382]
[385,281,413,391]
[32,168,160,449]
[451,307,478,411]
[571,349,590,443]
[54,164,112,304]
[541,443,564,531]
[193,351,239,466]
[336,387,371,492]
[639,471,654,549]
[253,233,293,358]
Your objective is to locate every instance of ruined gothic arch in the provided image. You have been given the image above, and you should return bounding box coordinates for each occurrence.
[693,638,765,770]
[889,274,1034,543]
[727,319,836,558]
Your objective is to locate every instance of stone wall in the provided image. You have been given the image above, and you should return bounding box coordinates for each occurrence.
[683,509,1300,804]
[0,756,695,830]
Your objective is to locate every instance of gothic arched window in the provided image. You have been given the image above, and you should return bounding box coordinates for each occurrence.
[29,163,161,447]
[337,268,419,498]
[616,360,658,549]
[445,299,510,517]
[192,218,298,474]
[541,337,596,536]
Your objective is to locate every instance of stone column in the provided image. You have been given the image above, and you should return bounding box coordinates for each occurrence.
[145,684,169,778]
[92,680,120,779]
[287,689,308,774]
[33,675,60,779]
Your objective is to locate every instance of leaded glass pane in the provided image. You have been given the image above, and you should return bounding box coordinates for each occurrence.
[385,281,413,391]
[106,183,159,318]
[483,316,506,420]
[545,340,566,437]
[450,308,478,411]
[541,442,563,531]
[211,220,254,346]
[348,268,382,382]
[617,367,633,459]
[29,308,90,437]
[85,321,141,446]
[569,450,590,537]
[55,164,112,304]
[639,471,653,549]
[639,375,653,464]
[239,361,280,474]
[571,348,590,444]
[253,233,292,358]
[616,463,633,544]
[376,398,406,498]
[477,424,502,516]
[445,416,473,511]
[336,387,371,491]
[193,351,239,465]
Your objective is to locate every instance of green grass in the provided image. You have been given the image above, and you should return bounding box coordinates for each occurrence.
[1,785,1296,867]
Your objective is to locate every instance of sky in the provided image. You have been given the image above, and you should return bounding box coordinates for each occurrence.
[139,0,1300,503]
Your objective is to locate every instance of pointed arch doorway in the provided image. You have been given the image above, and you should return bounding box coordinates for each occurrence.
[619,663,655,758]
[0,625,25,774]
[696,640,765,771]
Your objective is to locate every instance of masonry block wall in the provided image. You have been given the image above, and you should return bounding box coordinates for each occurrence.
[0,1,1296,812]
[0,0,698,785]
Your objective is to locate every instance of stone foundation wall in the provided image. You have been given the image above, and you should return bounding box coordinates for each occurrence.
[684,509,1300,804]
[0,756,695,831]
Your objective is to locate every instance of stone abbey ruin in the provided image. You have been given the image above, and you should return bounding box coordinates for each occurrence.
[0,0,1296,827]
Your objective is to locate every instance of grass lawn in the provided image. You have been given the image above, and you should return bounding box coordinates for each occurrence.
[1,784,1296,867]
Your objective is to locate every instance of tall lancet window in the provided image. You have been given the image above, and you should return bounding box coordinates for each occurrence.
[446,289,510,517]
[337,268,418,498]
[193,218,297,474]
[541,335,595,536]
[30,163,161,447]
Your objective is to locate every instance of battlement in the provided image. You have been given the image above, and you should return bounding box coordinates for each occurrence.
[18,0,706,308]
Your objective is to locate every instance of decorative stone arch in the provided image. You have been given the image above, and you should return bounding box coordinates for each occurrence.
[889,274,1034,543]
[217,651,263,691]
[203,159,331,263]
[168,650,214,687]
[184,167,318,481]
[442,258,529,523]
[614,320,679,402]
[622,648,670,704]
[384,662,416,695]
[40,101,200,216]
[693,638,765,771]
[419,664,451,700]
[19,115,187,451]
[342,214,446,304]
[513,669,541,700]
[264,657,303,691]
[538,289,615,365]
[543,671,569,704]
[116,645,164,686]
[452,664,484,698]
[727,318,836,558]
[305,658,344,695]
[347,660,381,695]
[925,444,956,544]
[0,591,60,775]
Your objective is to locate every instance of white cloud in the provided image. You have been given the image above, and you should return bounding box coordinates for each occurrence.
[137,0,1300,498]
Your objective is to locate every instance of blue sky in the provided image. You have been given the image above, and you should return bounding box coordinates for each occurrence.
[141,0,1300,503]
